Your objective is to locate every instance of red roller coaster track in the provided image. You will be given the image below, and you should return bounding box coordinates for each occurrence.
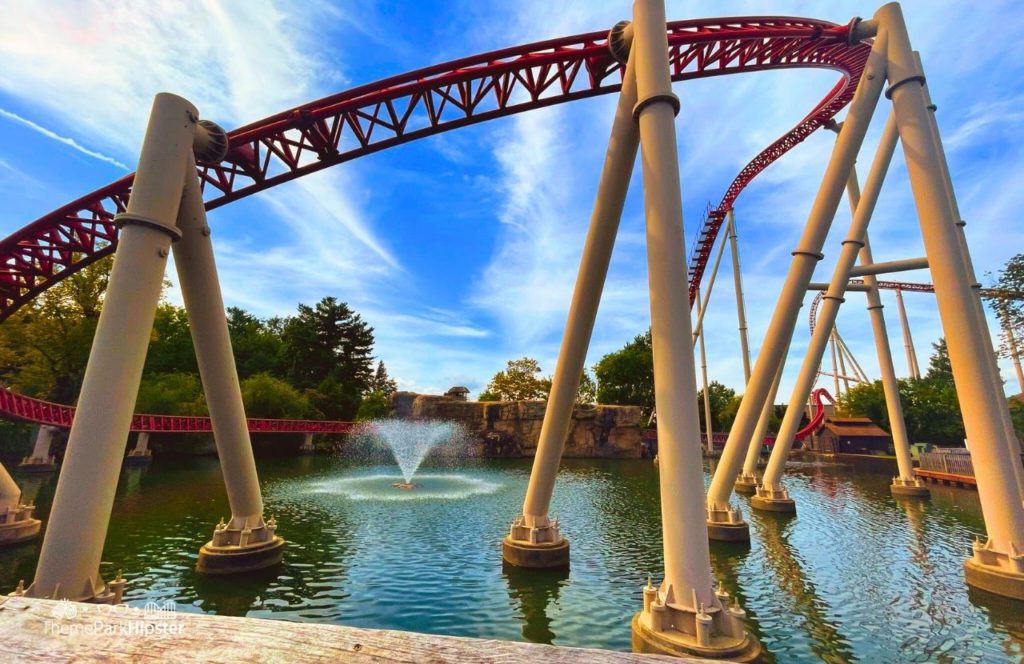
[0,16,873,433]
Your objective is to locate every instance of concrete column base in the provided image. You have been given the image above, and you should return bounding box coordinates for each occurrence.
[890,476,929,498]
[0,504,41,546]
[124,450,152,467]
[298,446,316,456]
[750,486,796,513]
[196,517,285,575]
[502,536,570,569]
[963,539,1024,601]
[18,457,57,473]
[734,472,759,495]
[631,580,761,662]
[705,505,750,542]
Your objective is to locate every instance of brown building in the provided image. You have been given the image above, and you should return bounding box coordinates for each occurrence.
[811,416,892,455]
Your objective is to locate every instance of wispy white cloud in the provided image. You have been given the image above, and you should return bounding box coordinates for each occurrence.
[0,108,129,170]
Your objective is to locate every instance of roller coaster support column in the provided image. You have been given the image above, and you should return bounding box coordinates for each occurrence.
[27,93,198,601]
[754,111,899,513]
[913,50,1024,502]
[893,288,920,378]
[19,425,59,472]
[1000,303,1024,394]
[175,153,284,575]
[628,2,758,660]
[735,361,784,495]
[844,163,927,498]
[727,210,752,385]
[504,24,638,570]
[125,431,153,466]
[697,287,715,456]
[0,460,41,546]
[704,24,888,541]
[299,433,316,455]
[828,330,842,397]
[878,2,1024,600]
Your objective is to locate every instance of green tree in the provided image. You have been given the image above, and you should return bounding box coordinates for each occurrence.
[135,373,206,415]
[144,304,198,375]
[227,307,284,379]
[280,297,375,419]
[594,331,654,416]
[926,338,952,382]
[241,373,311,419]
[367,360,398,397]
[577,368,597,405]
[0,255,112,401]
[356,391,391,420]
[986,253,1024,366]
[696,381,736,432]
[481,357,551,401]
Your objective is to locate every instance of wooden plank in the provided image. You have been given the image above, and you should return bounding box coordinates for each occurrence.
[914,469,977,487]
[0,597,703,663]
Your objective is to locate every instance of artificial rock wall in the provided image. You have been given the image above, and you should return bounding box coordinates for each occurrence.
[391,392,645,458]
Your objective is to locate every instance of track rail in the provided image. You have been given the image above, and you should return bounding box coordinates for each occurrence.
[0,16,873,432]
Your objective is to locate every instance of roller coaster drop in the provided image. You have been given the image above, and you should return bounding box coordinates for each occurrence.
[2,2,1023,659]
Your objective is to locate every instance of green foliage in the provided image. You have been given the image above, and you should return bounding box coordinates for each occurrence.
[227,307,284,379]
[367,360,398,397]
[576,368,597,405]
[986,253,1024,365]
[480,357,551,401]
[696,381,736,432]
[135,373,207,415]
[594,331,654,415]
[144,304,198,375]
[839,339,967,446]
[241,373,311,419]
[356,390,391,421]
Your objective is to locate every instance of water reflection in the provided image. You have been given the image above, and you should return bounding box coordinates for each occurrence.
[503,562,569,643]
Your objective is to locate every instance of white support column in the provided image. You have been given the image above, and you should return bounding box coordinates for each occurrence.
[629,2,758,659]
[125,431,153,465]
[27,93,198,602]
[894,288,921,378]
[753,110,900,514]
[829,330,842,398]
[19,426,58,472]
[0,459,41,546]
[727,210,752,384]
[912,49,1024,503]
[735,360,785,494]
[1000,303,1024,395]
[877,2,1024,599]
[299,432,316,455]
[504,32,639,570]
[174,153,284,575]
[697,287,715,456]
[704,27,888,541]
[844,163,926,496]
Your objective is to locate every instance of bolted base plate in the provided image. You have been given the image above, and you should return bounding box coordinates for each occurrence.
[706,520,750,543]
[123,455,152,467]
[0,518,41,546]
[734,479,758,495]
[502,535,570,569]
[750,495,797,513]
[890,482,930,498]
[196,535,285,575]
[630,611,762,662]
[964,558,1024,601]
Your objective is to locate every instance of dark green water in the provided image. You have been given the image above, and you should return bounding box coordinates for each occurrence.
[2,454,1022,662]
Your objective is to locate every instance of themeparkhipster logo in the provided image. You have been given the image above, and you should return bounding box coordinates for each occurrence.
[45,599,185,637]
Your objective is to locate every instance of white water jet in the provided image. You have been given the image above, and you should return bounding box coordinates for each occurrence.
[366,419,460,484]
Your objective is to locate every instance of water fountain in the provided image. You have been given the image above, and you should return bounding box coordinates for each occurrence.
[367,419,459,488]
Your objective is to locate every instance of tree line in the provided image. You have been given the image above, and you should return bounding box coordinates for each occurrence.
[0,256,398,422]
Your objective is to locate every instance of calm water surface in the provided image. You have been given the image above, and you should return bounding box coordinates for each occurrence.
[2,454,1022,662]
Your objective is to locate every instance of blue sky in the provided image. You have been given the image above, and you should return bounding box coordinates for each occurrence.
[1,1,1023,401]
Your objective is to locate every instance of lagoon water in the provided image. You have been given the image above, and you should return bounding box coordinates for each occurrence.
[3,454,1022,662]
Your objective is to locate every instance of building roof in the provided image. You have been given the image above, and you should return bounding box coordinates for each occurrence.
[822,416,889,438]
[445,386,470,394]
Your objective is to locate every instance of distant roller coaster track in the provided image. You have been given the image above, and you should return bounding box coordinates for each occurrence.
[0,16,880,431]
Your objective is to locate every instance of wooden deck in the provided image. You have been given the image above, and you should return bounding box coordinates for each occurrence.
[0,596,707,663]
[914,468,977,488]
